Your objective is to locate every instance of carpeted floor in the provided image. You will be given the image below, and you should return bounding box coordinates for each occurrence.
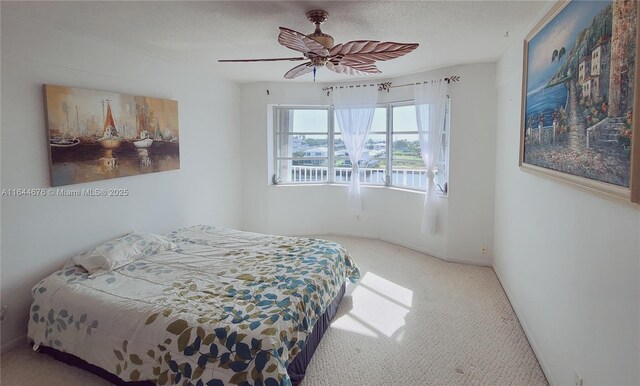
[0,235,547,385]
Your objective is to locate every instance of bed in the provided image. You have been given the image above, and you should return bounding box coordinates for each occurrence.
[28,225,360,386]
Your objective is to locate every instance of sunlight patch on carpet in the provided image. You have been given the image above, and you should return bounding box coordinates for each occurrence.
[330,314,379,338]
[333,272,413,339]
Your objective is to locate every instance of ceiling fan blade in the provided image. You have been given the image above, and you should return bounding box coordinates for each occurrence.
[284,62,314,79]
[330,41,419,63]
[218,57,305,63]
[326,61,381,76]
[278,27,330,57]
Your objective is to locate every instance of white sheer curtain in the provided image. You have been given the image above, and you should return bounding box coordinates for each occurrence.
[414,80,449,233]
[333,85,378,212]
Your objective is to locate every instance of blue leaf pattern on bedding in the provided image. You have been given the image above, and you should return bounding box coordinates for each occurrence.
[28,226,360,385]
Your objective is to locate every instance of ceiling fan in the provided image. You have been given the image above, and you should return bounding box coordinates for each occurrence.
[219,10,419,80]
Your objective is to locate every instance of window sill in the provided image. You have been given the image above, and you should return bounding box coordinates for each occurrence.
[269,183,448,199]
[385,185,448,199]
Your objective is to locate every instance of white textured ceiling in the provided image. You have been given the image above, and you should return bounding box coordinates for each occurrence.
[3,1,548,83]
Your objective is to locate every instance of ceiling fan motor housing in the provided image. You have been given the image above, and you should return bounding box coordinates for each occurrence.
[306,10,334,49]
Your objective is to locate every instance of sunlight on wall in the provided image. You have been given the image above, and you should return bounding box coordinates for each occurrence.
[332,272,413,340]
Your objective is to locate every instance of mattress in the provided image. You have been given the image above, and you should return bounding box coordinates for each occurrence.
[28,226,360,385]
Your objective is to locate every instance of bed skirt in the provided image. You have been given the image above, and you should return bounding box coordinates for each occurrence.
[36,282,346,385]
[287,281,345,385]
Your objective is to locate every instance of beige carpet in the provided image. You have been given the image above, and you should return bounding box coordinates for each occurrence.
[1,235,547,386]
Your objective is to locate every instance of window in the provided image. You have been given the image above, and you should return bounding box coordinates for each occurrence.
[391,105,424,189]
[334,107,387,185]
[274,108,329,183]
[273,101,450,193]
[391,103,449,192]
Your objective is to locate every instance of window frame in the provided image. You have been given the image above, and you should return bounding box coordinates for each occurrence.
[273,106,332,184]
[272,100,450,194]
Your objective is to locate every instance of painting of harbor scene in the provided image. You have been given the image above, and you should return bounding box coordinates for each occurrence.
[44,85,179,186]
[521,0,637,191]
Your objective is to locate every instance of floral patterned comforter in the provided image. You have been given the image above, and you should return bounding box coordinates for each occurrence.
[28,226,360,386]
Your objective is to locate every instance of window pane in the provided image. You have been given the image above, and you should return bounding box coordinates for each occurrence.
[371,108,387,132]
[333,132,386,185]
[301,145,329,158]
[392,133,426,189]
[277,159,328,183]
[335,107,386,133]
[391,168,428,189]
[392,134,423,167]
[334,134,346,154]
[334,134,386,167]
[363,134,387,168]
[333,160,386,185]
[334,161,351,183]
[278,109,328,133]
[277,135,328,158]
[392,105,418,132]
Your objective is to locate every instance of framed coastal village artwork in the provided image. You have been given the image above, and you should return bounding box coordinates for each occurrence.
[44,85,180,186]
[520,0,640,204]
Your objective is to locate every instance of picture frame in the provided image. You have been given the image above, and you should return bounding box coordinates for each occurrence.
[44,85,180,187]
[520,0,640,204]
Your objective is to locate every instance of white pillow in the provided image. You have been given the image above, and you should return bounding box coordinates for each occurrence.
[69,250,104,273]
[72,231,177,274]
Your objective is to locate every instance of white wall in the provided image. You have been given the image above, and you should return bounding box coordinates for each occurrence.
[494,29,640,385]
[0,11,243,352]
[240,63,497,265]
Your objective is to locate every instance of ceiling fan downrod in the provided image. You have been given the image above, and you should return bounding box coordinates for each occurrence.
[305,10,334,50]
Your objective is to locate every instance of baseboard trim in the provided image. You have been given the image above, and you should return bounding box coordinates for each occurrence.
[290,231,491,268]
[493,265,555,385]
[291,230,449,261]
[446,255,492,267]
[1,334,27,355]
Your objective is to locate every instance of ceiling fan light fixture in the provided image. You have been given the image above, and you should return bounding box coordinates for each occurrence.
[309,56,327,67]
[307,33,334,50]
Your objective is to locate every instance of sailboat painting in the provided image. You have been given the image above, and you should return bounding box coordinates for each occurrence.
[44,85,180,186]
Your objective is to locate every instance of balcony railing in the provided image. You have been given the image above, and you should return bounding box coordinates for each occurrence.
[288,165,427,189]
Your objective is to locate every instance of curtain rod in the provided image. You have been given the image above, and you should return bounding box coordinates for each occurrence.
[321,75,460,96]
